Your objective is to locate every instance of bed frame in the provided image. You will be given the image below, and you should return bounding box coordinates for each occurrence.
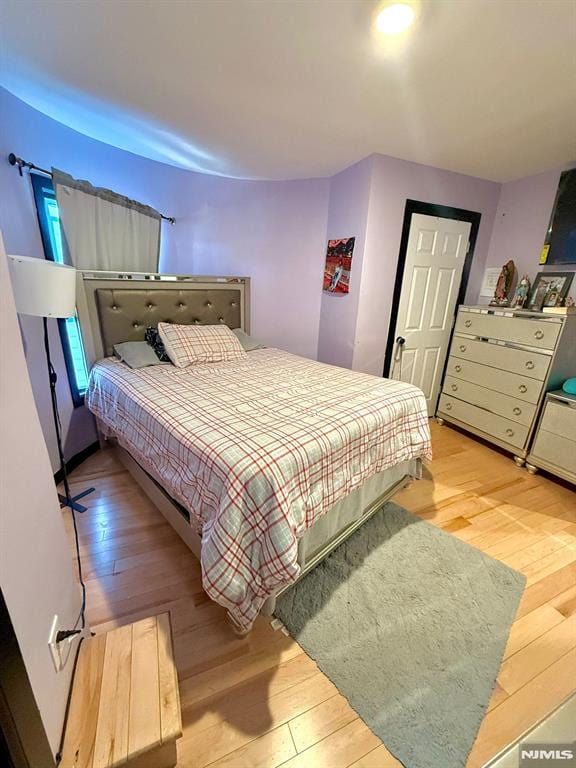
[77,271,418,631]
[76,269,251,366]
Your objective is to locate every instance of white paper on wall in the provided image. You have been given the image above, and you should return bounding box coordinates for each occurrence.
[479,267,501,298]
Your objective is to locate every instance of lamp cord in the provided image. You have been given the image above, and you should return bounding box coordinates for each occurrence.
[43,317,86,631]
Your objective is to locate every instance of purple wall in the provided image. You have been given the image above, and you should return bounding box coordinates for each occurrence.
[173,173,329,359]
[2,86,570,470]
[0,88,328,467]
[0,90,192,268]
[317,154,501,375]
[317,157,373,368]
[354,155,501,375]
[1,89,193,467]
[484,166,576,302]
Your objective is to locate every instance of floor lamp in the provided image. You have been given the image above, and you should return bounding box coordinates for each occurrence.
[8,254,95,513]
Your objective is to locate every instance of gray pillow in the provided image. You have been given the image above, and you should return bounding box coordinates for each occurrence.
[232,328,266,351]
[113,341,169,369]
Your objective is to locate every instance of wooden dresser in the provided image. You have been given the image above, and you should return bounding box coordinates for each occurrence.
[526,391,576,483]
[437,305,576,466]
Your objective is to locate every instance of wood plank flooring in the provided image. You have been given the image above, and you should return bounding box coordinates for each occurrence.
[63,422,576,768]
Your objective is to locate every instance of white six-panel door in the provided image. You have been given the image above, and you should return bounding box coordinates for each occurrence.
[390,213,472,415]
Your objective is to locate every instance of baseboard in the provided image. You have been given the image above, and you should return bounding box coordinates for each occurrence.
[54,441,100,485]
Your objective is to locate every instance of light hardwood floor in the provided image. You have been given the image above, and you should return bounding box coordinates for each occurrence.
[63,421,576,768]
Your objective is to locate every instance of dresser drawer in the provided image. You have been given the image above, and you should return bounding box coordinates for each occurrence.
[443,376,537,426]
[446,357,543,404]
[455,311,561,350]
[451,337,550,381]
[538,400,576,442]
[438,394,529,449]
[530,431,576,475]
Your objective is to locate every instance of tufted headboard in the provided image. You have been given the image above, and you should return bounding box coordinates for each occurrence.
[76,271,250,367]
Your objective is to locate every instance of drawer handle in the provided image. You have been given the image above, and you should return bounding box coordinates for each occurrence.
[505,428,515,437]
[454,364,462,372]
[518,384,528,393]
[534,329,544,340]
[525,361,535,370]
[464,319,472,328]
[513,407,522,415]
[445,402,453,411]
[459,344,467,352]
[451,384,458,392]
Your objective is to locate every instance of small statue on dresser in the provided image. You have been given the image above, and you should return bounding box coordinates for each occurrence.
[510,274,531,309]
[490,260,516,306]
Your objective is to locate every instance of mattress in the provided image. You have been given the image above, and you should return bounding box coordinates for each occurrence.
[87,348,431,630]
[299,457,421,563]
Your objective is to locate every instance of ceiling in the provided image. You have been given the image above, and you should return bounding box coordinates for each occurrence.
[1,0,575,181]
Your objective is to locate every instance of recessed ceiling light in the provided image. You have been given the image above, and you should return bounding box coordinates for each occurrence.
[375,3,416,36]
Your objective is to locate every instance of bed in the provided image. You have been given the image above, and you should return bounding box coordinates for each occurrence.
[78,271,432,633]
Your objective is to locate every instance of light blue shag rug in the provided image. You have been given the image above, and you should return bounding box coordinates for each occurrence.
[275,501,526,768]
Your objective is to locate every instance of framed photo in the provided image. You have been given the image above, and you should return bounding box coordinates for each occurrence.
[528,271,574,310]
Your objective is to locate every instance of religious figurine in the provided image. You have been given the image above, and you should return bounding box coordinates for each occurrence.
[490,260,515,306]
[510,274,531,309]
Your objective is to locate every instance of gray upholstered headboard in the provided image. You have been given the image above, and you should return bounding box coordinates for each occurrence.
[76,271,250,366]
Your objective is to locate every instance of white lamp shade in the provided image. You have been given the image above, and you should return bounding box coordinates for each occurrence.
[8,255,77,318]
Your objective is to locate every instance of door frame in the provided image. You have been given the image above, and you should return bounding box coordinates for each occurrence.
[382,199,482,378]
[0,590,55,768]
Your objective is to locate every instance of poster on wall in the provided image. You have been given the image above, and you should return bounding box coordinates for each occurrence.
[323,237,355,294]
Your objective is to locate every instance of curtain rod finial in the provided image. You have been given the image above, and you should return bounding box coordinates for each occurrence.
[8,153,24,176]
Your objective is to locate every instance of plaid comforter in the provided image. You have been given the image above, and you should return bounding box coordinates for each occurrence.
[87,348,431,630]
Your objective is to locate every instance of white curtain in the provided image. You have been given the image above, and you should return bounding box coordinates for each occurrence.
[52,169,161,272]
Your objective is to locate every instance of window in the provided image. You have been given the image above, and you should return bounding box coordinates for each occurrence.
[31,174,89,406]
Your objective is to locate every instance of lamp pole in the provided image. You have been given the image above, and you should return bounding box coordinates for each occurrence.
[43,317,94,512]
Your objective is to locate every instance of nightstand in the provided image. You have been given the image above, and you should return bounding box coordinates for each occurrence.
[526,390,576,484]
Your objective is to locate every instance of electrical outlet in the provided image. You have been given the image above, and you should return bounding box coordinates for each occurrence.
[48,615,84,672]
[48,614,62,672]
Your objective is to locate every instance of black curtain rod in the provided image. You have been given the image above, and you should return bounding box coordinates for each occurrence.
[8,153,175,224]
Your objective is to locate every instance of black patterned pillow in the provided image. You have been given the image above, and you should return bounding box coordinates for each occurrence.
[145,326,171,362]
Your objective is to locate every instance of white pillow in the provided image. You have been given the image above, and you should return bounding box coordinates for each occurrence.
[157,323,247,368]
[232,328,266,351]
